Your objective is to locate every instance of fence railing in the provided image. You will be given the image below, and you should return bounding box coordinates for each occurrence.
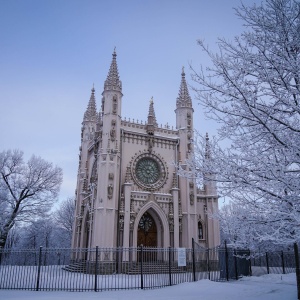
[0,242,297,291]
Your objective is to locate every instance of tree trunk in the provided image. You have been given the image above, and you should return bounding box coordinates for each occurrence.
[0,229,9,249]
[294,243,300,300]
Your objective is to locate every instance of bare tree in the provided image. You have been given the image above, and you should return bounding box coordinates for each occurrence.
[188,0,300,247]
[0,149,63,248]
[54,197,75,243]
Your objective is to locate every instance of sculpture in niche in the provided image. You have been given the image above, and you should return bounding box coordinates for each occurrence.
[110,128,116,141]
[108,184,113,199]
[189,191,194,205]
[148,137,153,152]
[110,120,116,141]
[119,215,124,230]
[187,112,192,127]
[169,218,174,232]
[109,173,114,180]
[130,214,135,230]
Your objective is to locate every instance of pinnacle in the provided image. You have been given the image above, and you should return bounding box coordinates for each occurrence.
[83,86,97,122]
[104,49,122,92]
[176,67,192,108]
[148,97,158,126]
[146,97,158,135]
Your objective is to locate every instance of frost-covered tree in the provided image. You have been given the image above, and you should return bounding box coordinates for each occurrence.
[189,0,300,247]
[0,149,63,248]
[54,197,75,243]
[20,218,55,248]
[218,201,291,252]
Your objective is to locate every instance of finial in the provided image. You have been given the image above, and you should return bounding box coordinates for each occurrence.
[150,96,153,104]
[113,47,117,56]
[92,83,95,93]
[206,132,209,141]
[181,66,185,77]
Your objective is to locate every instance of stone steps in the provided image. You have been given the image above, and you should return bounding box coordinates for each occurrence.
[125,263,186,274]
[62,261,186,274]
[62,261,87,273]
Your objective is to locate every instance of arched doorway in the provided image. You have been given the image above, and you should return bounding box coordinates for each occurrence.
[137,212,157,247]
[132,201,170,249]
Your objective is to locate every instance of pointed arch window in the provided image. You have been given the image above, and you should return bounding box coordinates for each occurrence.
[198,221,204,240]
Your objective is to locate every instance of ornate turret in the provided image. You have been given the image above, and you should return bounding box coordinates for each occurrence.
[146,97,158,135]
[104,48,122,92]
[176,67,192,109]
[83,86,97,123]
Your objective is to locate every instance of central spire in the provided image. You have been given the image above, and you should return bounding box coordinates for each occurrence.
[146,97,158,135]
[104,48,122,92]
[176,67,192,108]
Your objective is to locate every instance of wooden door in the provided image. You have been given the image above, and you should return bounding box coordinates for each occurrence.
[137,212,157,247]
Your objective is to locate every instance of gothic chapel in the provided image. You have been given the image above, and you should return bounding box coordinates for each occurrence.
[71,50,220,250]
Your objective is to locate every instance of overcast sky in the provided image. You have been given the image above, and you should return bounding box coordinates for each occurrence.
[0,0,258,203]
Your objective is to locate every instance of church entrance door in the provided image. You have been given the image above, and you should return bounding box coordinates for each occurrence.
[137,212,157,261]
[137,212,157,247]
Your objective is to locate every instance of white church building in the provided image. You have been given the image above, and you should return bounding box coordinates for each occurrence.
[71,50,220,250]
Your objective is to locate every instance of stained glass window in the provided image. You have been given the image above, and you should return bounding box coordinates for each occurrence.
[135,158,160,185]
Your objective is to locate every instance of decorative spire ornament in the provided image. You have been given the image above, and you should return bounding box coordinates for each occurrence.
[104,48,122,92]
[83,86,97,122]
[176,66,192,108]
[146,96,158,135]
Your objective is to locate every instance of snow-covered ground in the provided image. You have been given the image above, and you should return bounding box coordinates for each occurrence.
[0,273,296,300]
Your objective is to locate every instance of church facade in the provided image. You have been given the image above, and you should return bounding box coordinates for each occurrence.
[71,51,220,250]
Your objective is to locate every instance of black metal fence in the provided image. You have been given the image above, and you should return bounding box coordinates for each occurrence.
[0,242,297,292]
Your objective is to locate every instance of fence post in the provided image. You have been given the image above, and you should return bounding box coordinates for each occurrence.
[192,238,196,282]
[225,240,229,281]
[266,252,270,274]
[207,248,210,280]
[234,249,238,280]
[294,243,300,300]
[94,246,98,292]
[140,246,144,290]
[169,247,172,286]
[36,246,42,291]
[281,251,285,274]
[248,250,252,276]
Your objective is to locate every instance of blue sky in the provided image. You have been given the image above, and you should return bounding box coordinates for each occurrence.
[0,0,258,201]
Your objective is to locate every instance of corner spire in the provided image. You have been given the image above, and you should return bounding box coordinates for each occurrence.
[146,97,158,135]
[83,86,97,122]
[104,49,122,92]
[176,66,192,108]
